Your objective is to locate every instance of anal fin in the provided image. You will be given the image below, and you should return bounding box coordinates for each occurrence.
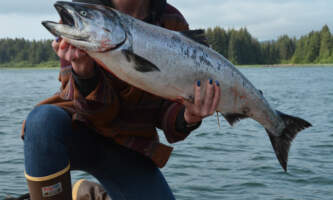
[223,113,248,126]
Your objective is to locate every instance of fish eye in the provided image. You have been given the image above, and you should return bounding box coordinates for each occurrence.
[80,10,87,17]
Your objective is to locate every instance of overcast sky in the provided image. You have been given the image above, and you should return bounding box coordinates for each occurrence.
[0,0,332,41]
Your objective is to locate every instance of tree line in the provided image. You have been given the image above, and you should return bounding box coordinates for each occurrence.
[0,39,58,66]
[205,25,333,65]
[0,24,332,67]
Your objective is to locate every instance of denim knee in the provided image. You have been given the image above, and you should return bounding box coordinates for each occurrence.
[24,105,72,176]
[24,104,72,143]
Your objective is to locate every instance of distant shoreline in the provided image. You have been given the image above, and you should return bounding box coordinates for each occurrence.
[1,62,333,69]
[237,64,333,68]
[0,61,59,69]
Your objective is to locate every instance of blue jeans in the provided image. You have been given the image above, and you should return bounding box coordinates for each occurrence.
[24,105,175,200]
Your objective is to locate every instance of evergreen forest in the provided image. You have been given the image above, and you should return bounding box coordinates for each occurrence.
[0,25,332,68]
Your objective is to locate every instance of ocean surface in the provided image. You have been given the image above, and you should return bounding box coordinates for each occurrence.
[0,67,332,199]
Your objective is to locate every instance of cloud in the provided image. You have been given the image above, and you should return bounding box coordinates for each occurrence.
[0,14,58,39]
[0,0,58,15]
[0,0,59,39]
[0,0,332,40]
[169,0,333,40]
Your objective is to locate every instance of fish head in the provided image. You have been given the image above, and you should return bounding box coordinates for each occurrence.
[42,1,126,52]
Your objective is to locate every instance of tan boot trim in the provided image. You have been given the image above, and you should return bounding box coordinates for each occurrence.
[72,179,86,200]
[25,163,70,182]
[26,169,72,200]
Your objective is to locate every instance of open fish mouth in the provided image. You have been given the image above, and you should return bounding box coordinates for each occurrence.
[56,3,75,27]
[42,2,89,41]
[42,1,128,52]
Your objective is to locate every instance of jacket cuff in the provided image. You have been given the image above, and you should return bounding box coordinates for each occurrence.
[162,103,200,143]
[175,107,202,134]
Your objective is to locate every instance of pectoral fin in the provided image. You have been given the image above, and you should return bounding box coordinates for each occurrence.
[122,50,160,72]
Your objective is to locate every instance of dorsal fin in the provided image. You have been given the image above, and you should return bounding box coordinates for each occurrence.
[181,29,209,46]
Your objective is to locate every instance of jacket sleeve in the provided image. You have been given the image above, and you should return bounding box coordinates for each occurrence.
[156,100,201,144]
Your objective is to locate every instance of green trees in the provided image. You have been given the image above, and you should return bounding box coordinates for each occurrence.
[0,25,333,67]
[318,25,333,63]
[206,27,229,58]
[305,32,321,63]
[206,27,262,64]
[205,25,333,65]
[290,29,329,64]
[0,38,58,67]
[276,35,295,62]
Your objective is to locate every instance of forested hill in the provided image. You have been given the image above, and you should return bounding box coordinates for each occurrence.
[206,25,333,65]
[0,39,59,68]
[0,25,332,67]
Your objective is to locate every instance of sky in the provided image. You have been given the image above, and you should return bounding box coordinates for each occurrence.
[0,0,332,41]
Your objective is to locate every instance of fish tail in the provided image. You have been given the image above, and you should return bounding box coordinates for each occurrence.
[266,111,312,172]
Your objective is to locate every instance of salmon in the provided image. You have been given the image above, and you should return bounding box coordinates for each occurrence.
[42,1,311,171]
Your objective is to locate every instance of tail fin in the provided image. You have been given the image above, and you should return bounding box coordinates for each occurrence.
[266,111,312,172]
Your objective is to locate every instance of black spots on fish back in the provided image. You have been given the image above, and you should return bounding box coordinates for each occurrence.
[181,46,213,68]
[199,55,208,66]
[103,28,111,33]
[168,35,182,50]
[171,33,213,69]
[121,50,160,72]
[171,35,181,44]
[168,35,183,51]
[217,62,222,71]
[223,113,249,126]
[191,49,197,60]
[198,47,213,68]
[183,48,190,57]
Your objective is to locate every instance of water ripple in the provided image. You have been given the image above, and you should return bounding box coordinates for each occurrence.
[1,68,333,200]
[245,183,268,189]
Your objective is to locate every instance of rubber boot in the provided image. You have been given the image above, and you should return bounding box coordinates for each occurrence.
[25,165,72,200]
[72,179,111,200]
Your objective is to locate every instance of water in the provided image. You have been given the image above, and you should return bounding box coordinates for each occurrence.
[0,67,332,199]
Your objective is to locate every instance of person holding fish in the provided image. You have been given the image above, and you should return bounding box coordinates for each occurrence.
[20,0,221,199]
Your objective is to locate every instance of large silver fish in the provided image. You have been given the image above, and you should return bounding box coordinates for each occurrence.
[43,1,311,171]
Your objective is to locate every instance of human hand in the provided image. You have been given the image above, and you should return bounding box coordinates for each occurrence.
[52,37,95,78]
[181,79,221,124]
